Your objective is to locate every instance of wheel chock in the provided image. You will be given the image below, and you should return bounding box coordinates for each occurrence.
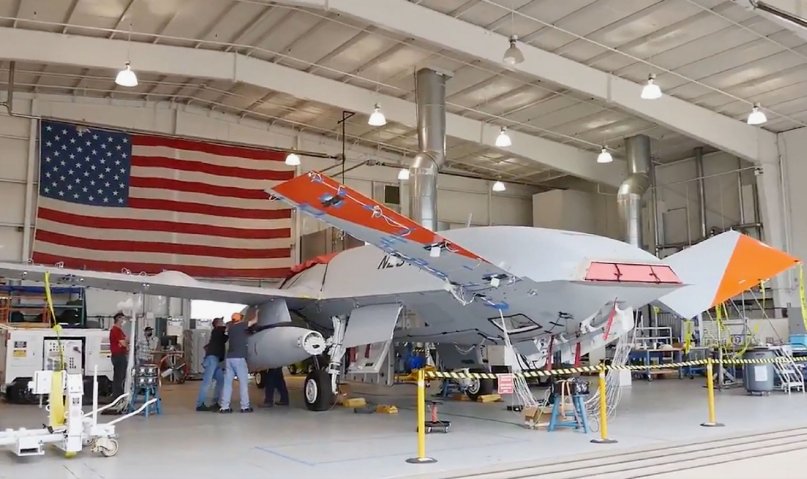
[477,394,502,403]
[340,397,367,408]
[451,393,471,401]
[376,404,399,414]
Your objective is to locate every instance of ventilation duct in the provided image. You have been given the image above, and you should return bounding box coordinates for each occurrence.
[736,1,807,42]
[1,61,14,115]
[409,68,449,230]
[694,147,708,240]
[617,135,651,249]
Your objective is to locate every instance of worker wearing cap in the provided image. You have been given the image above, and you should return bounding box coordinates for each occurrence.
[109,312,129,401]
[219,311,258,413]
[136,326,159,366]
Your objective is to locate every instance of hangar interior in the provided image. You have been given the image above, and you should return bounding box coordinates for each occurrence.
[1,0,807,478]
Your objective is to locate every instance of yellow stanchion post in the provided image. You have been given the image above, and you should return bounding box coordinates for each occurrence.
[591,365,617,444]
[406,368,437,464]
[701,358,724,427]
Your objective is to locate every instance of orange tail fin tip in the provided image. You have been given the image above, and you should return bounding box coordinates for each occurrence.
[657,231,799,319]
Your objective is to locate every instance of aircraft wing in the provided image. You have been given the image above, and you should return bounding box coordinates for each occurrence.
[269,171,519,309]
[0,262,314,305]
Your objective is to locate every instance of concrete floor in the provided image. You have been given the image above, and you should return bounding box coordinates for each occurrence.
[1,376,806,479]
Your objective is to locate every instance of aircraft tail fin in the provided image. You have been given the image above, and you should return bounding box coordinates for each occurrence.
[656,231,799,319]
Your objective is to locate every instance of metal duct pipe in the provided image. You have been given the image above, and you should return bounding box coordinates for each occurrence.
[737,157,746,225]
[409,68,449,230]
[1,61,15,115]
[694,147,708,239]
[650,161,663,256]
[617,135,651,248]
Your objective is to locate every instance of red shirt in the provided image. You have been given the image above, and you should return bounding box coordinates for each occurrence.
[109,325,127,356]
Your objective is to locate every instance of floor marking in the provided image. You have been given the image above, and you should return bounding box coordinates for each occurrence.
[81,460,107,479]
[62,465,80,479]
[258,433,407,449]
[315,437,527,466]
[257,434,527,468]
[255,446,316,466]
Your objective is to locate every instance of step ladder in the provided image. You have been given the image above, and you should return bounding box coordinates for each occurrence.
[771,345,805,394]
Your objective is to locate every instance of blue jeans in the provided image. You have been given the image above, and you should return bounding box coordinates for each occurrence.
[220,357,250,410]
[196,355,224,407]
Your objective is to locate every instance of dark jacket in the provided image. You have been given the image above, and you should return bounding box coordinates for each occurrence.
[206,327,228,362]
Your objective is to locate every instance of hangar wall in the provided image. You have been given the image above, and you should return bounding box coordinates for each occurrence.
[0,94,537,316]
[532,151,751,252]
[532,189,620,238]
[654,152,755,250]
[779,126,807,298]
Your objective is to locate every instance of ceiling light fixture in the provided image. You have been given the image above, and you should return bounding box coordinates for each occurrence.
[492,180,506,192]
[597,147,613,164]
[747,103,767,125]
[503,35,525,65]
[495,127,512,147]
[640,73,662,100]
[368,103,387,126]
[115,61,138,87]
[284,152,301,166]
[397,168,410,181]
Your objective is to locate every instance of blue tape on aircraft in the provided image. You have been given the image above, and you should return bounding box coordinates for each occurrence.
[298,203,325,218]
[319,193,345,209]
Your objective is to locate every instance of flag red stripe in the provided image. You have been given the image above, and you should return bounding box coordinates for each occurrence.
[128,198,291,220]
[31,252,288,279]
[131,135,286,162]
[129,176,268,200]
[35,230,290,259]
[132,156,294,181]
[38,207,290,239]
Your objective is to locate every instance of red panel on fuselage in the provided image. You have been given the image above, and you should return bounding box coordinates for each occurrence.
[585,262,681,284]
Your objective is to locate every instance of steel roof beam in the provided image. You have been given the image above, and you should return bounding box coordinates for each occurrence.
[0,26,625,186]
[282,0,780,165]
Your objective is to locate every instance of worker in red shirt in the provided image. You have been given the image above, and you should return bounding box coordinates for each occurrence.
[109,312,129,403]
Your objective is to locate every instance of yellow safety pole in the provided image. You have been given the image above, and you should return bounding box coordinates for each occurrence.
[591,365,617,444]
[406,368,437,464]
[701,358,724,427]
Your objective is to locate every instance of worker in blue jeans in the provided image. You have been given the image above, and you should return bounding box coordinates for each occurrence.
[219,311,258,413]
[195,317,227,411]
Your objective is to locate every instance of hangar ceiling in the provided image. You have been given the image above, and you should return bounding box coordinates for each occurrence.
[0,0,805,187]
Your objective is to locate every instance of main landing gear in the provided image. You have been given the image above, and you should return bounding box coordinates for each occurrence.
[303,369,334,411]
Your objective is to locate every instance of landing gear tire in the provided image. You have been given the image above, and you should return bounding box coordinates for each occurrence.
[465,369,495,401]
[303,369,334,411]
[254,370,267,389]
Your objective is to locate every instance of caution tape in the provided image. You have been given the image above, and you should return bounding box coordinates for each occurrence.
[422,355,807,380]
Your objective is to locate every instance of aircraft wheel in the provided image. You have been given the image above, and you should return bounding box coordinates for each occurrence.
[303,369,334,411]
[465,369,494,401]
[254,370,267,389]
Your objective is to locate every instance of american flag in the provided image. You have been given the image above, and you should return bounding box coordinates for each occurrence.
[32,120,295,278]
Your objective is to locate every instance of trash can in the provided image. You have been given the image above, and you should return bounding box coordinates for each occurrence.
[743,348,775,395]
